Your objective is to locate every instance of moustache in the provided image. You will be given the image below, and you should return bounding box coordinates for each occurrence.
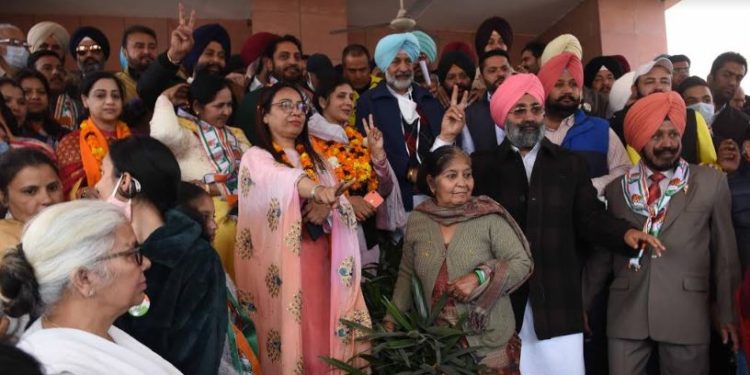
[557,94,578,102]
[395,71,413,79]
[653,147,679,157]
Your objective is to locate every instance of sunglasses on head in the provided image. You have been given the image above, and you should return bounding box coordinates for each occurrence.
[76,44,103,56]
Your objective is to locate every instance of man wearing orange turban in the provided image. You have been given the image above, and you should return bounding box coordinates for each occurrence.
[474,74,664,375]
[586,91,740,375]
[609,57,717,165]
[537,52,630,195]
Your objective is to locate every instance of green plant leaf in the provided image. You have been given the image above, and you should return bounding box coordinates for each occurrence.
[410,274,429,322]
[427,292,450,325]
[318,356,366,374]
[382,297,414,330]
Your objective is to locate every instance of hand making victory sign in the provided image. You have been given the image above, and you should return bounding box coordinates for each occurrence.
[167,3,196,65]
[437,85,469,144]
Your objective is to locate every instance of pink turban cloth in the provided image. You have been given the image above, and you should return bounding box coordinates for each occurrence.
[536,52,583,97]
[490,73,545,128]
[624,91,686,152]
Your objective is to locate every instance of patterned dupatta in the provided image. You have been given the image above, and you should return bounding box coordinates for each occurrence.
[178,109,242,194]
[621,159,690,270]
[234,147,370,373]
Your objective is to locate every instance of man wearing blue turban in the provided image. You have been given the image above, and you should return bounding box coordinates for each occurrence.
[137,5,232,110]
[357,33,462,211]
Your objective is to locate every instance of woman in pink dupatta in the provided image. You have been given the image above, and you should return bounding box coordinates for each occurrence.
[235,83,371,374]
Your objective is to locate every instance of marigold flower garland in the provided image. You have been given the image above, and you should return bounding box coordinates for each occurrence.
[311,126,378,192]
[273,142,319,182]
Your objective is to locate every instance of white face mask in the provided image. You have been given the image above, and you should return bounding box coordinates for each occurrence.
[396,94,419,124]
[688,102,715,125]
[3,46,29,69]
[105,174,141,221]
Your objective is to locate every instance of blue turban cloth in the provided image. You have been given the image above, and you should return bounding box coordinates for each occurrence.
[69,26,110,60]
[183,24,231,74]
[411,30,437,63]
[374,33,420,72]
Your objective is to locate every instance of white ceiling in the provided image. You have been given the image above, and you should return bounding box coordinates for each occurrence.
[1,0,583,35]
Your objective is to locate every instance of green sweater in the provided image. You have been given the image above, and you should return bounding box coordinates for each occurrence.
[390,211,533,355]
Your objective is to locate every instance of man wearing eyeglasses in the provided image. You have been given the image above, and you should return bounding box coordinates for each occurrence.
[472,73,663,375]
[0,24,30,79]
[68,26,110,80]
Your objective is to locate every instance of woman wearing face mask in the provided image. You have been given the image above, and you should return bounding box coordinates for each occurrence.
[151,72,250,279]
[0,200,182,374]
[0,148,64,343]
[16,69,68,147]
[309,74,405,265]
[94,136,227,375]
[387,146,533,373]
[56,71,130,200]
[235,82,370,373]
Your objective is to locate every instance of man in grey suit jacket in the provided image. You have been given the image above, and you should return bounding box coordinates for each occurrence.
[461,49,513,154]
[586,91,740,375]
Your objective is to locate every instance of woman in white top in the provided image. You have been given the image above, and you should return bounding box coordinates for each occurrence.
[0,200,181,375]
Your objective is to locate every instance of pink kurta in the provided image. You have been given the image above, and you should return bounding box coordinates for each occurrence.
[234,147,371,374]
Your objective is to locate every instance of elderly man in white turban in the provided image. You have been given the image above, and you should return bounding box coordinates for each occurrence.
[356,32,467,211]
[27,21,70,61]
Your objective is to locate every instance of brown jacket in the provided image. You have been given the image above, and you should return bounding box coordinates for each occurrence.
[588,164,740,345]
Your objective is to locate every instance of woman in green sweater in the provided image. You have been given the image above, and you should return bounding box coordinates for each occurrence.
[388,145,533,374]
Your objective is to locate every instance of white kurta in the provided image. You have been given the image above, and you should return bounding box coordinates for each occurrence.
[519,301,585,375]
[18,319,182,375]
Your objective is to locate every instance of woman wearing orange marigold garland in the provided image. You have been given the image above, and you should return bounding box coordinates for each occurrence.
[309,74,405,266]
[56,71,130,199]
[234,82,371,373]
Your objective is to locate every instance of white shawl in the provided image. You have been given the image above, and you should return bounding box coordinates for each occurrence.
[17,319,182,375]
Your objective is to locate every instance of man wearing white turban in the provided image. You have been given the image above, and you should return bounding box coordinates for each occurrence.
[27,21,70,61]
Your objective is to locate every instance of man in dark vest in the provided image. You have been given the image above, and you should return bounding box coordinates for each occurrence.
[462,49,513,154]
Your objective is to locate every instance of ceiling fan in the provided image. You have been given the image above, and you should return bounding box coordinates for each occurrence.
[329,0,433,35]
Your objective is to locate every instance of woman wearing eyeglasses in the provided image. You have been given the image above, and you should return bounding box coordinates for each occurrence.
[0,200,182,374]
[151,72,250,280]
[94,136,227,375]
[234,82,370,373]
[56,71,131,200]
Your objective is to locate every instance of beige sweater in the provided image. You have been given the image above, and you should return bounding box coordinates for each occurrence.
[150,95,250,186]
[390,211,533,356]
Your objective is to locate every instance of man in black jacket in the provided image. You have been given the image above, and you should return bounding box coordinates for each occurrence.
[708,52,750,151]
[472,73,661,373]
[462,49,512,154]
[137,5,230,110]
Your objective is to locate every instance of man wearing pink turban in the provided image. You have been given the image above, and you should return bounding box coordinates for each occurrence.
[537,52,630,195]
[473,74,664,375]
[586,91,740,375]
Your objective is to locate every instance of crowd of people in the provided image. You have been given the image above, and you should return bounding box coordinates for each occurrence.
[0,3,749,375]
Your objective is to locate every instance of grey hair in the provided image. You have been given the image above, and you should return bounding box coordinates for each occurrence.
[19,200,126,312]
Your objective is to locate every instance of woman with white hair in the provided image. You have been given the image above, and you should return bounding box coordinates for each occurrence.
[0,200,182,374]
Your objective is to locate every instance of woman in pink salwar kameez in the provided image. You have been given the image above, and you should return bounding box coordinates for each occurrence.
[234,83,372,374]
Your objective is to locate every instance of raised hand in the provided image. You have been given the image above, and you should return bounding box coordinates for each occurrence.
[167,3,196,64]
[362,114,385,162]
[438,85,469,144]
